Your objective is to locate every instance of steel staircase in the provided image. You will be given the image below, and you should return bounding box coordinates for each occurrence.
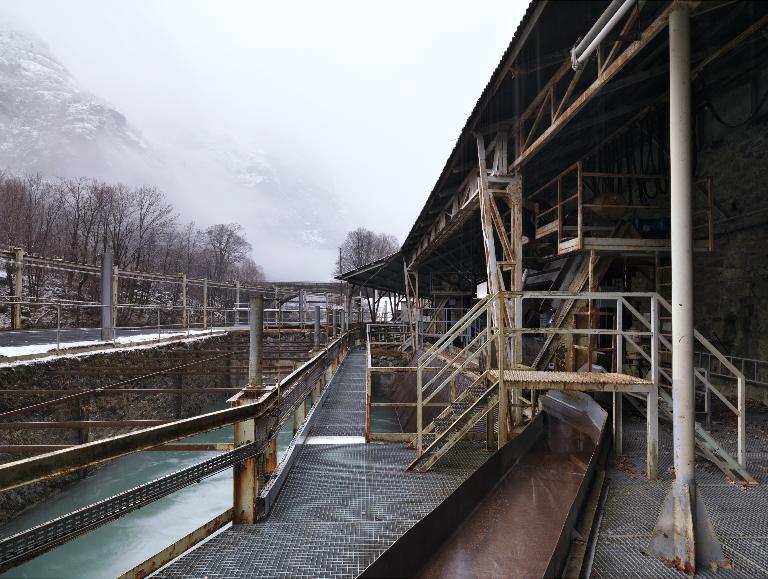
[407,376,500,472]
[407,296,500,472]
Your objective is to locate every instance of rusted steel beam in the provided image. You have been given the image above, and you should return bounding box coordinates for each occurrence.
[510,2,676,172]
[0,443,234,454]
[0,420,172,429]
[0,388,244,396]
[0,394,271,492]
[118,509,234,579]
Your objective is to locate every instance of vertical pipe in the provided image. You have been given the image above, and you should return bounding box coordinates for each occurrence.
[100,253,114,341]
[669,5,695,487]
[314,305,321,349]
[249,296,264,387]
[11,247,23,329]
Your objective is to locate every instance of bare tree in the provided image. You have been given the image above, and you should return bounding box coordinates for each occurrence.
[335,227,398,322]
[205,223,253,280]
[0,171,268,328]
[335,227,398,275]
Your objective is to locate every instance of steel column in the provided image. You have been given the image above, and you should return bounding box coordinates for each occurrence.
[651,7,724,572]
[314,305,321,348]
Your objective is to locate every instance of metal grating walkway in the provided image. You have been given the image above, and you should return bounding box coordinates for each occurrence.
[156,349,488,578]
[591,409,768,578]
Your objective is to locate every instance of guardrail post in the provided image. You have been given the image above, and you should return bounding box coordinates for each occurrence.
[100,253,114,341]
[737,374,745,467]
[293,399,306,434]
[235,281,241,325]
[299,290,305,327]
[203,278,208,330]
[498,295,508,448]
[648,296,659,479]
[181,274,188,329]
[11,247,23,329]
[416,362,423,454]
[512,296,523,425]
[485,300,494,450]
[112,264,119,331]
[614,298,623,456]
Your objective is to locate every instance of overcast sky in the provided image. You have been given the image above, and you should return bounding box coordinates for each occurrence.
[3,1,528,279]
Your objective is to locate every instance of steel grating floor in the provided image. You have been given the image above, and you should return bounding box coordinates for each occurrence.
[591,407,768,578]
[156,350,489,579]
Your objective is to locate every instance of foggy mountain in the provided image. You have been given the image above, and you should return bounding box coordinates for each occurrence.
[0,26,346,280]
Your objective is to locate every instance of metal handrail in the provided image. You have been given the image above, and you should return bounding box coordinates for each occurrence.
[656,295,746,466]
[418,296,490,366]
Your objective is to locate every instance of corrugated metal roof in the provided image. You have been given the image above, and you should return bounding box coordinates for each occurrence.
[400,0,543,255]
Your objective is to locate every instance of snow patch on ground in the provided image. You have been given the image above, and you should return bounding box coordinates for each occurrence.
[0,329,223,366]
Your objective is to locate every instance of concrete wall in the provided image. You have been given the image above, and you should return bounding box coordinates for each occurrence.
[0,333,247,524]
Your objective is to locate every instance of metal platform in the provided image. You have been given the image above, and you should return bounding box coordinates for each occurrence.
[591,409,768,578]
[156,350,489,578]
[488,369,653,392]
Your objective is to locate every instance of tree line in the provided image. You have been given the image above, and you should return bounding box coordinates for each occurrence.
[0,172,264,318]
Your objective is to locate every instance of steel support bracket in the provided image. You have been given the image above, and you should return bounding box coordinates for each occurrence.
[649,483,728,574]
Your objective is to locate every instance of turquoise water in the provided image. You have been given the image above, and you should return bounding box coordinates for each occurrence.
[1,418,299,578]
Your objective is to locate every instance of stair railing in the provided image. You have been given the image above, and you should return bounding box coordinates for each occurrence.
[656,296,747,467]
[416,296,494,453]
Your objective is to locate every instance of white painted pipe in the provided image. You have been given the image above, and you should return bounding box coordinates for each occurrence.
[572,0,635,70]
[669,6,695,486]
